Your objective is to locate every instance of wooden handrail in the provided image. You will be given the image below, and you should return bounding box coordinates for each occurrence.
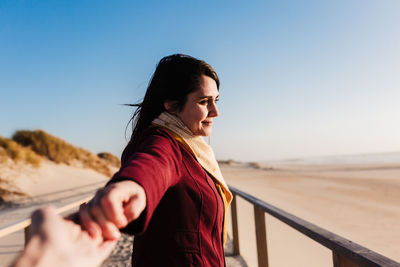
[229,185,400,267]
[0,196,92,240]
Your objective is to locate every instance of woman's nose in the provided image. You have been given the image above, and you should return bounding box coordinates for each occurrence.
[209,102,219,117]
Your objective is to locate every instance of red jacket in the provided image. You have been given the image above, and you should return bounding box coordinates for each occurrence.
[110,127,226,266]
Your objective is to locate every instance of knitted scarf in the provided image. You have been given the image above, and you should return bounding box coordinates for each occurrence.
[152,112,232,244]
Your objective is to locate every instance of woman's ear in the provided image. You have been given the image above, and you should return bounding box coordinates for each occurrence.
[163,100,178,113]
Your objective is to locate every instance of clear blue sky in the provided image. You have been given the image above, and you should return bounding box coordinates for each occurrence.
[1,0,399,161]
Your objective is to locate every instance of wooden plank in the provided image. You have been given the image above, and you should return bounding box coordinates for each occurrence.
[229,186,400,267]
[254,205,269,267]
[231,194,240,255]
[333,251,364,267]
[0,219,31,239]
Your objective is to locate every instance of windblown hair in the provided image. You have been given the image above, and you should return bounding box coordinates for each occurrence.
[127,54,219,144]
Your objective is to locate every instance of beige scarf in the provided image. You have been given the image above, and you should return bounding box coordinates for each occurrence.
[152,112,232,243]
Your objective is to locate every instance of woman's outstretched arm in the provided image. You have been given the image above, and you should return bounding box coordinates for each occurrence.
[79,128,182,239]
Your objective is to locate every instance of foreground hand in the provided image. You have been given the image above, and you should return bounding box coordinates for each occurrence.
[79,180,146,240]
[13,206,117,267]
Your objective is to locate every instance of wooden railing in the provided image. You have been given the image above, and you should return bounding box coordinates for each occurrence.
[229,185,400,267]
[0,196,91,242]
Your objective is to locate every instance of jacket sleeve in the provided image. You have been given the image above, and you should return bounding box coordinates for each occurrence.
[107,129,183,234]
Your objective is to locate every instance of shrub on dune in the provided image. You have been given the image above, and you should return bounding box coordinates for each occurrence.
[0,147,6,163]
[0,137,42,167]
[97,152,121,168]
[12,130,114,176]
[12,130,78,164]
[12,130,117,176]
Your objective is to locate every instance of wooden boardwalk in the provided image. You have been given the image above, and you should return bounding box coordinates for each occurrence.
[102,234,248,267]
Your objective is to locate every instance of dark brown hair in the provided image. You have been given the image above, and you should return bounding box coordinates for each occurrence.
[127,54,219,144]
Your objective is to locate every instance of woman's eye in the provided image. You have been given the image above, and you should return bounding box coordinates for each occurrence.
[199,98,218,105]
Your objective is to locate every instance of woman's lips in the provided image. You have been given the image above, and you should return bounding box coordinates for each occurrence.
[202,121,213,126]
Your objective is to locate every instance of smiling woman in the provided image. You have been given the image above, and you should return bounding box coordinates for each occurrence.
[167,75,220,136]
[79,54,232,267]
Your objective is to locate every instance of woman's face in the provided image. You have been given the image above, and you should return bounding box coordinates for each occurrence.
[176,75,219,136]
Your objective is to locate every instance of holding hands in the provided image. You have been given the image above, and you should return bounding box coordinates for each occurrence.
[13,180,146,267]
[13,206,117,267]
[79,180,147,240]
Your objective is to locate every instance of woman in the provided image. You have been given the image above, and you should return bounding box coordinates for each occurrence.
[79,54,232,266]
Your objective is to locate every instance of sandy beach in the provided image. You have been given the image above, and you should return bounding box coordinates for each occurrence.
[223,159,400,266]
[1,155,399,266]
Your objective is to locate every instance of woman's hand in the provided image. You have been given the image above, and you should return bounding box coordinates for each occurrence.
[13,206,117,267]
[79,180,146,240]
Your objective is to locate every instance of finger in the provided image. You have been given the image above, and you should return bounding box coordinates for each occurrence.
[30,209,46,234]
[89,203,120,240]
[123,193,146,222]
[100,188,128,228]
[31,206,57,233]
[62,218,84,241]
[91,188,106,209]
[64,211,80,224]
[79,203,101,238]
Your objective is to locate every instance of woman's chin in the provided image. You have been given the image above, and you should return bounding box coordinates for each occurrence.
[202,129,212,137]
[193,125,213,137]
[194,130,211,137]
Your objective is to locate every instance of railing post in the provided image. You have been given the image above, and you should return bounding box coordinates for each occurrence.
[332,251,359,267]
[231,194,240,255]
[24,225,31,246]
[254,205,269,267]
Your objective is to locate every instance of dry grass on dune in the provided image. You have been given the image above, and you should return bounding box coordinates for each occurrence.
[0,147,6,163]
[11,130,117,176]
[0,137,42,167]
[98,152,121,168]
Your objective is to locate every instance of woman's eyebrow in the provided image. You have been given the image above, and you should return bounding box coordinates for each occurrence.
[198,94,219,99]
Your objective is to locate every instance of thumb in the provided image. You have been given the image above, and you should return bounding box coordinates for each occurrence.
[123,193,146,223]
